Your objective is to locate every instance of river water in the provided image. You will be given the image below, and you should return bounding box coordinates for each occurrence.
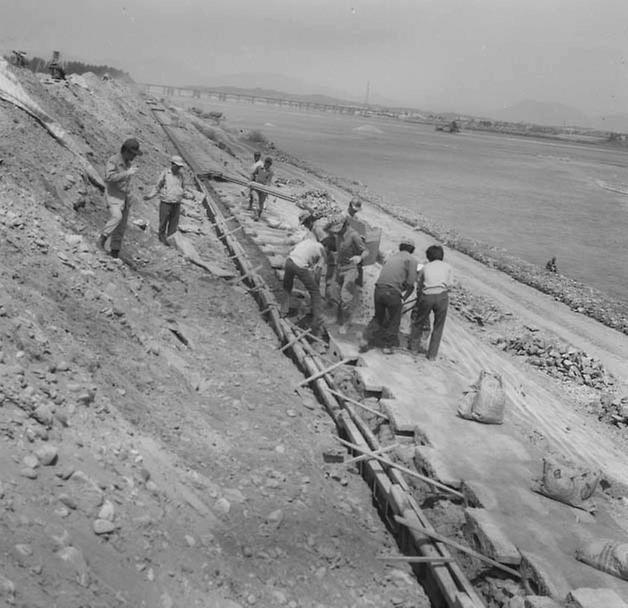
[174,97,628,302]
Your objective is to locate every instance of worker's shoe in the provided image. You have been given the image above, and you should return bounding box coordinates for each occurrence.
[159,234,170,246]
[109,249,120,259]
[97,234,107,250]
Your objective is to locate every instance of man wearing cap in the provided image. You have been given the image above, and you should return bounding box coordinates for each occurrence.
[98,138,142,257]
[328,215,368,334]
[361,239,418,353]
[145,155,186,245]
[248,151,264,210]
[251,156,274,220]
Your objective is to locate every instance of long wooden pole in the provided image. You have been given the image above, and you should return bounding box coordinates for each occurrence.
[377,555,453,564]
[335,437,464,499]
[295,357,355,388]
[395,515,521,578]
[343,443,398,466]
[328,389,389,421]
[279,329,312,353]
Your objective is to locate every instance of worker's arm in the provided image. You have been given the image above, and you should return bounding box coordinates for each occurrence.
[143,170,165,200]
[105,157,136,183]
[349,233,368,265]
[402,258,418,300]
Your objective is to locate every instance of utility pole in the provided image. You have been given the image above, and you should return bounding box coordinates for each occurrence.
[364,80,370,107]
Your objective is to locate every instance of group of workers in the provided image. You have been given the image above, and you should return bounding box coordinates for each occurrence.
[97,138,452,360]
[283,194,453,360]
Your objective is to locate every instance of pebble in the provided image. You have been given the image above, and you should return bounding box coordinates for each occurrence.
[31,404,54,428]
[14,544,32,557]
[20,467,38,479]
[184,534,196,547]
[93,519,115,535]
[145,480,159,494]
[0,574,15,601]
[23,455,39,469]
[214,497,231,515]
[98,500,115,521]
[35,444,59,466]
[58,493,77,510]
[286,409,297,417]
[0,481,4,499]
[242,545,253,557]
[161,592,174,608]
[266,509,284,525]
[56,361,71,372]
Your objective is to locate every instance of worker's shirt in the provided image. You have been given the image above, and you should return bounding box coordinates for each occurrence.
[253,166,273,186]
[419,260,454,295]
[104,153,134,204]
[250,160,263,178]
[289,240,326,270]
[336,227,366,268]
[149,168,185,204]
[376,251,418,295]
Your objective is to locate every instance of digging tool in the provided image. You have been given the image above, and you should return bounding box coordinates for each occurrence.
[328,389,389,421]
[394,515,521,578]
[334,437,464,499]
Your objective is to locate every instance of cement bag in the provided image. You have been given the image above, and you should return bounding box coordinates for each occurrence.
[457,371,505,424]
[534,457,601,509]
[575,540,628,581]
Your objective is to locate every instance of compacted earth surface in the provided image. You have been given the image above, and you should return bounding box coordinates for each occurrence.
[1,64,628,608]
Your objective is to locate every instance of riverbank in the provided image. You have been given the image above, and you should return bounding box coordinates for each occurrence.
[262,143,628,337]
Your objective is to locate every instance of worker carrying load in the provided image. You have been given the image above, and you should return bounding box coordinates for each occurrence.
[250,156,274,221]
[360,238,418,354]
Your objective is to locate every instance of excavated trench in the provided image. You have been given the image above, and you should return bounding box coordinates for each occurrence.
[149,101,541,608]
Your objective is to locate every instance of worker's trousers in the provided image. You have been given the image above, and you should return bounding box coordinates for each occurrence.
[332,265,359,326]
[364,285,402,348]
[102,197,131,252]
[409,291,449,360]
[282,258,323,336]
[159,202,181,238]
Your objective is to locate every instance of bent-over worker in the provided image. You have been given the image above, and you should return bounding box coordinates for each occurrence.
[408,244,453,360]
[282,239,327,337]
[98,138,142,258]
[144,155,186,245]
[362,238,418,353]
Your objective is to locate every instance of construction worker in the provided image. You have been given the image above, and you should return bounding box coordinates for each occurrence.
[281,239,327,336]
[98,138,142,258]
[144,155,186,245]
[545,257,557,273]
[248,152,264,209]
[361,238,418,354]
[408,244,453,360]
[251,157,274,220]
[328,215,368,334]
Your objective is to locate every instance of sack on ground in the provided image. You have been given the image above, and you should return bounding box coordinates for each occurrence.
[457,370,505,424]
[534,457,601,509]
[575,539,628,581]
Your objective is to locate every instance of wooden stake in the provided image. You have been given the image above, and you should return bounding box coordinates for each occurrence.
[334,437,464,499]
[328,389,389,421]
[223,224,244,237]
[394,515,521,578]
[229,265,263,285]
[377,555,453,564]
[279,329,312,352]
[343,443,398,466]
[295,357,355,389]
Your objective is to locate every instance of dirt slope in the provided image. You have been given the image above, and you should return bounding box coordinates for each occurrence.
[0,68,429,607]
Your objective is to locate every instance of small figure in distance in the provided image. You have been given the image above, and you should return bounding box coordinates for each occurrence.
[98,138,142,258]
[408,244,453,361]
[545,257,557,273]
[251,157,274,221]
[144,155,186,246]
[361,238,418,354]
[248,151,263,210]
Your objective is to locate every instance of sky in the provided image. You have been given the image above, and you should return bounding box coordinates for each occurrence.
[2,0,628,116]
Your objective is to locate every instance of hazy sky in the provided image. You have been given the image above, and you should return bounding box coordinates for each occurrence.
[2,0,628,115]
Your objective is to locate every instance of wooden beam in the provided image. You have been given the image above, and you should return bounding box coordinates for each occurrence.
[279,329,312,353]
[395,515,521,578]
[343,443,398,466]
[377,555,453,564]
[328,389,389,421]
[335,437,464,499]
[295,357,355,389]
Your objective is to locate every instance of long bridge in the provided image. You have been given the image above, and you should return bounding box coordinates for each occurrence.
[141,83,406,119]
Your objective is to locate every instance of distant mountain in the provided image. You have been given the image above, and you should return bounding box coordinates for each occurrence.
[492,100,592,128]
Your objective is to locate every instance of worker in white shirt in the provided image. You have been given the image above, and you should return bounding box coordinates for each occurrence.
[282,239,327,336]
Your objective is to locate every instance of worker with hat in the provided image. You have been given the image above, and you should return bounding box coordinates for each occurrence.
[327,214,368,334]
[145,155,187,245]
[98,138,143,258]
[361,238,418,354]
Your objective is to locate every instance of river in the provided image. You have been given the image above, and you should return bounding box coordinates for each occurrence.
[173,96,628,302]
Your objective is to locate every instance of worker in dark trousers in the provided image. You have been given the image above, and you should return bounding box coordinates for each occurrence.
[408,244,453,360]
[361,238,417,354]
[251,157,274,220]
